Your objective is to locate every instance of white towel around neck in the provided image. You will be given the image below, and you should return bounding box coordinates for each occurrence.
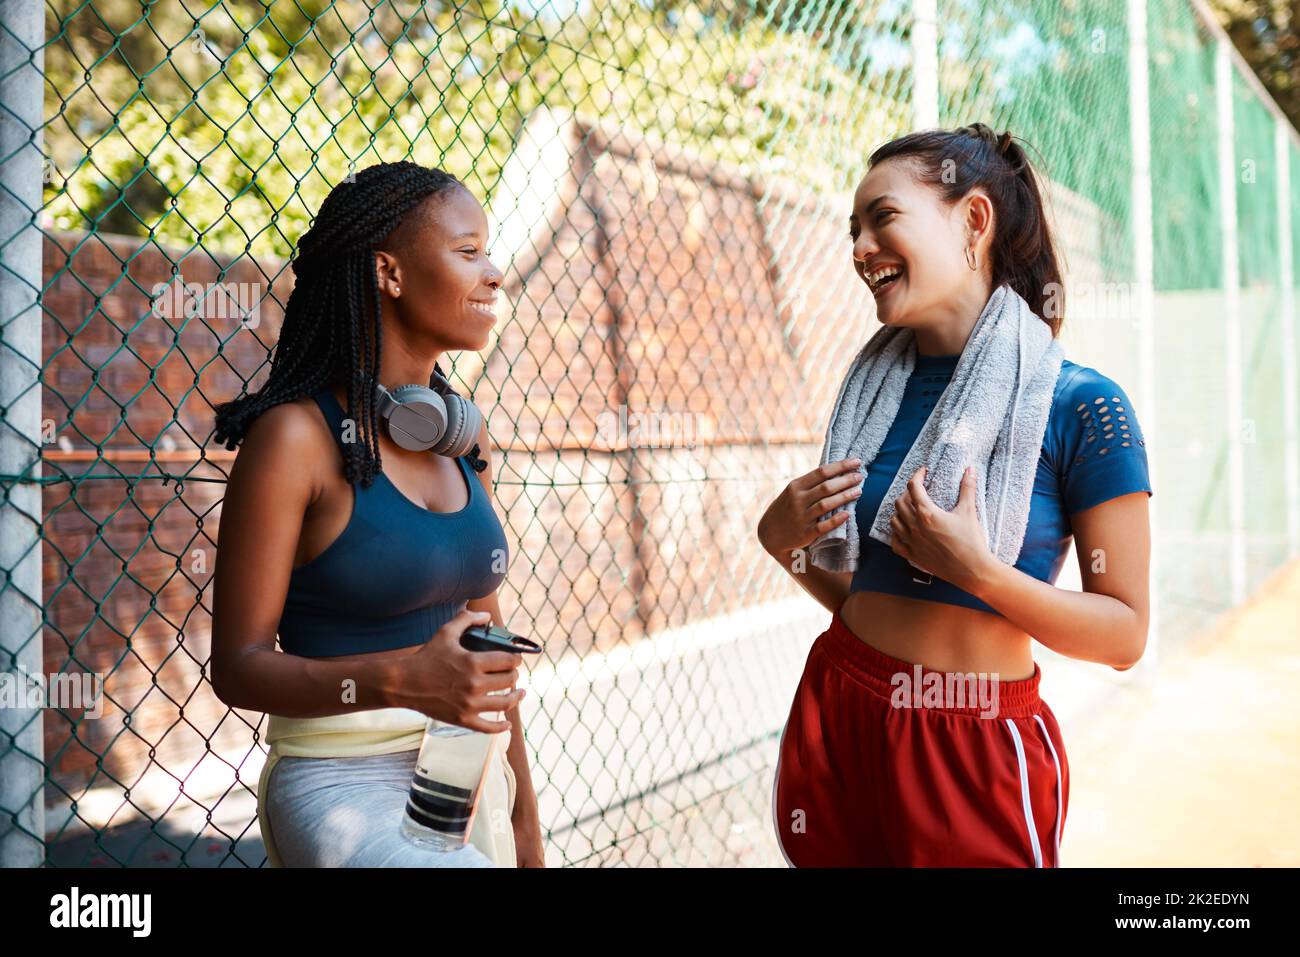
[808,282,1064,575]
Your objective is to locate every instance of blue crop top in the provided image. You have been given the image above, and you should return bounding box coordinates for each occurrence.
[849,353,1153,615]
[276,389,509,657]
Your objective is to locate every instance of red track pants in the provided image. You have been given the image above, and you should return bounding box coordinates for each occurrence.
[773,609,1068,867]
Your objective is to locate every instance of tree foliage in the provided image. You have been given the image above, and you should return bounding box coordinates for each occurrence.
[41,0,906,258]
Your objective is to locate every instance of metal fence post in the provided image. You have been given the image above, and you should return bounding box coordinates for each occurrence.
[1128,0,1161,679]
[911,0,939,130]
[1276,120,1299,559]
[1215,37,1247,607]
[0,0,47,868]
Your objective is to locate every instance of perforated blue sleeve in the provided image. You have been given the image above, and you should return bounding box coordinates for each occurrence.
[1055,367,1153,515]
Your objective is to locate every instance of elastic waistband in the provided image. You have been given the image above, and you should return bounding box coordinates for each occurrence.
[266,707,428,751]
[822,609,1043,718]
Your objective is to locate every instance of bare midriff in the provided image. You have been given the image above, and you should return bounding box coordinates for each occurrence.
[839,590,1036,681]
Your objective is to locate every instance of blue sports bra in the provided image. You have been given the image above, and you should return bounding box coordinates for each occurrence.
[849,353,1153,615]
[276,388,509,657]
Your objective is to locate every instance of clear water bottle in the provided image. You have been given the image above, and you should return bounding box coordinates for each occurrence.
[400,624,541,851]
[400,714,503,850]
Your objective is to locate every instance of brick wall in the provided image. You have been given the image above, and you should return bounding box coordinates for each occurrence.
[40,228,293,797]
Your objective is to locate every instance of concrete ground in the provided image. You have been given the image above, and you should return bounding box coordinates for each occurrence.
[1059,558,1300,867]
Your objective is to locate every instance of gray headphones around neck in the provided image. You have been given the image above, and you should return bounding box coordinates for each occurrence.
[365,364,484,463]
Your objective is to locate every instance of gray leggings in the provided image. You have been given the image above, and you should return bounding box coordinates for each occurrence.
[263,749,496,867]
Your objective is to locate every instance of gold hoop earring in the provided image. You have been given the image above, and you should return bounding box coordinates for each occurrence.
[965,246,977,271]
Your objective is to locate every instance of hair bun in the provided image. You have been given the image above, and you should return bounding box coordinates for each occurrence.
[960,122,1010,157]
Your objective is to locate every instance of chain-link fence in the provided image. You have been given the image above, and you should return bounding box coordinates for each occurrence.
[1,0,1297,867]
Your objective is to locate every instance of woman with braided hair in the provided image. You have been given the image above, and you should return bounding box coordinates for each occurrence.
[211,161,544,867]
[760,124,1153,866]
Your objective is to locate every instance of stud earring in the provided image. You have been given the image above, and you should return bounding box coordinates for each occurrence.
[393,285,401,296]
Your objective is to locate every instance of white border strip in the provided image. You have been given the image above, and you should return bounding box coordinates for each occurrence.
[1033,714,1065,868]
[1004,719,1043,868]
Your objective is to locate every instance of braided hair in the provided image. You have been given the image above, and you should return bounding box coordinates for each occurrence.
[213,161,488,485]
[867,122,1064,333]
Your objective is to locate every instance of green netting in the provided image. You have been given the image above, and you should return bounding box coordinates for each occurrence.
[1,0,1298,869]
[1144,0,1230,628]
[1292,139,1300,284]
[1235,72,1280,284]
[1233,67,1287,583]
[1148,0,1222,292]
[938,0,1135,282]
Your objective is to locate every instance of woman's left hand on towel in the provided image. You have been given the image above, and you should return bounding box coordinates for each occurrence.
[887,465,995,592]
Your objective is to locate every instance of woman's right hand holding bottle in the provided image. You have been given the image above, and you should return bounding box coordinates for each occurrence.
[393,609,523,733]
